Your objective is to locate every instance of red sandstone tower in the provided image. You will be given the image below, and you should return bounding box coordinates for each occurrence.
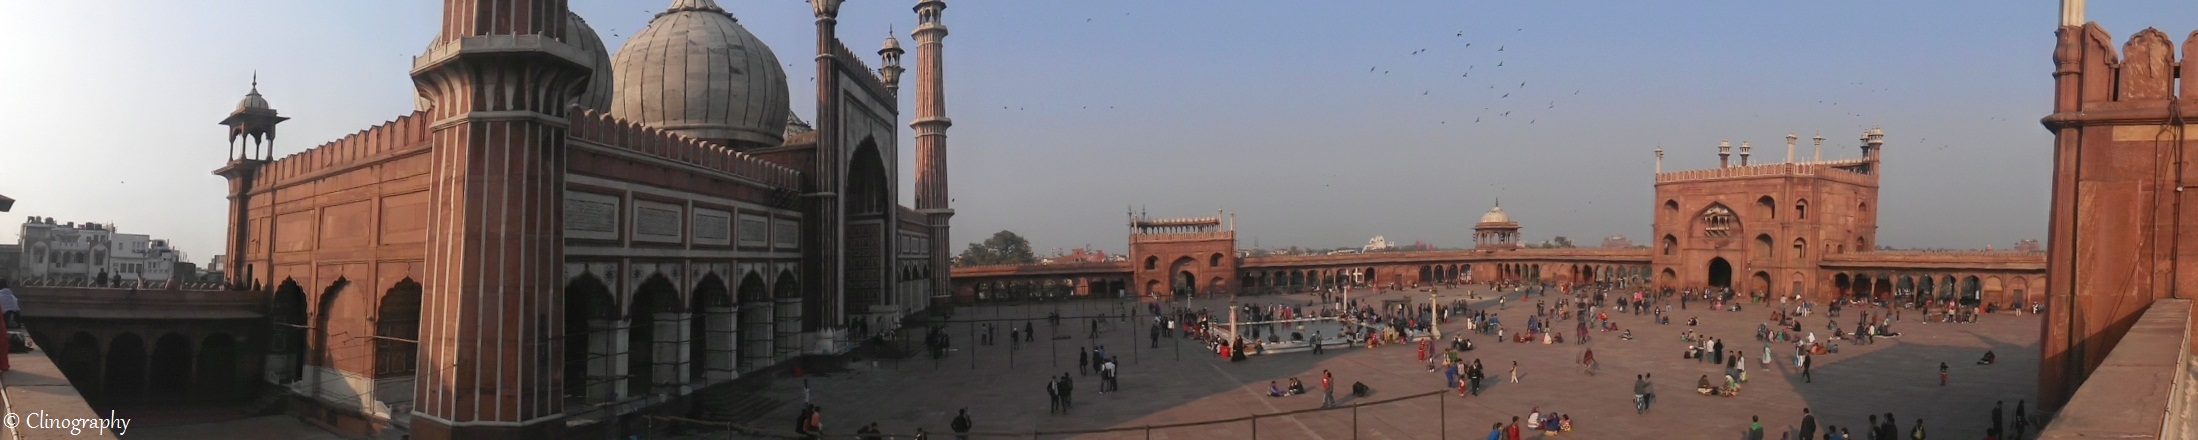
[214,76,285,290]
[2038,0,2198,410]
[406,1,593,437]
[912,0,956,309]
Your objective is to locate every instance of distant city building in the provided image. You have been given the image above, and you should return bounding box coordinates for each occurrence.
[1043,247,1113,264]
[2013,239,2042,252]
[1601,235,1635,248]
[16,216,181,284]
[1363,236,1396,252]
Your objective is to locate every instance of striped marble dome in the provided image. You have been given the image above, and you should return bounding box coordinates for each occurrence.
[608,0,791,148]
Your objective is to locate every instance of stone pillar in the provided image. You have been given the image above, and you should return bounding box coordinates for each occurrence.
[406,1,592,437]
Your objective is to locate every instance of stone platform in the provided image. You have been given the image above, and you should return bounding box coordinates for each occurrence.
[714,286,2041,439]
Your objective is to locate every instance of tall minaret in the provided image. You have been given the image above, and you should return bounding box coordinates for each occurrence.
[407,1,592,437]
[1812,133,1824,162]
[913,0,955,310]
[1785,132,1798,163]
[1738,141,1752,166]
[1654,146,1664,173]
[214,74,287,290]
[1717,140,1732,168]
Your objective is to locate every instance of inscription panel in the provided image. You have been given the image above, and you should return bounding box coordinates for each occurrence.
[694,208,732,246]
[564,191,620,241]
[773,219,799,250]
[739,214,769,247]
[634,199,684,243]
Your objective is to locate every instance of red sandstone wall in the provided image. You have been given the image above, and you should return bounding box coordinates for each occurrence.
[1129,233,1238,297]
[1652,165,1877,300]
[2039,23,2198,410]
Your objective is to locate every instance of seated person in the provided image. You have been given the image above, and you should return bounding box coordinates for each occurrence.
[1269,381,1287,397]
[1288,378,1307,395]
[1460,339,1475,351]
[1978,350,1996,365]
[1620,329,1634,340]
[1696,375,1714,395]
[1688,317,1700,326]
[1291,331,1303,341]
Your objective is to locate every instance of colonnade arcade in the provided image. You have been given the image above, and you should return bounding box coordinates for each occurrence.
[1243,267,1381,294]
[261,261,806,421]
[967,277,1131,301]
[1825,271,2043,307]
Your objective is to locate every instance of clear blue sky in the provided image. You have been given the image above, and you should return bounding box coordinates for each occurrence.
[3,1,2194,261]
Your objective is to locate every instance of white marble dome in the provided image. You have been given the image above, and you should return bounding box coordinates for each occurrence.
[1480,206,1512,224]
[609,0,791,148]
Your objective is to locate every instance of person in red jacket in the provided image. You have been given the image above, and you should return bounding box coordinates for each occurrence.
[1321,370,1335,407]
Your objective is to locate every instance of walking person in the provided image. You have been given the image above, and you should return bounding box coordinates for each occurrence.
[1633,374,1649,414]
[1046,378,1060,414]
[1079,348,1089,376]
[1991,401,2004,435]
[2014,400,2029,440]
[1799,407,1817,440]
[1802,352,1813,383]
[1321,370,1336,407]
[0,280,19,329]
[1745,415,1765,440]
[1909,418,1925,440]
[951,408,973,440]
[1939,362,1949,386]
[1059,373,1075,414]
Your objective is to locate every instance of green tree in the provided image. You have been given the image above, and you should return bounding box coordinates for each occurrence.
[955,230,1039,267]
[1552,236,1576,248]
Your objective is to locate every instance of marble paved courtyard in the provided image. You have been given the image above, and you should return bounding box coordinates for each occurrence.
[731,286,2040,439]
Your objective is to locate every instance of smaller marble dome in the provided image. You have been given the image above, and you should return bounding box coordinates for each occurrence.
[236,86,271,112]
[1480,206,1512,224]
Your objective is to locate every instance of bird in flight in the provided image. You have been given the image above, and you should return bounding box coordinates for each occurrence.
[1498,46,1505,51]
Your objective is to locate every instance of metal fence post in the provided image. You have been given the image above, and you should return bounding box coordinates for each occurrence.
[1352,404,1359,440]
[1251,414,1258,439]
[1439,392,1446,440]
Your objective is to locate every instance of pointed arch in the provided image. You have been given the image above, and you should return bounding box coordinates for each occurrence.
[270,279,308,384]
[692,273,734,382]
[736,272,772,372]
[563,274,617,403]
[375,279,423,378]
[105,333,147,403]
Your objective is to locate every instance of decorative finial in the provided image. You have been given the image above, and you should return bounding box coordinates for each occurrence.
[251,70,258,91]
[2060,0,2085,27]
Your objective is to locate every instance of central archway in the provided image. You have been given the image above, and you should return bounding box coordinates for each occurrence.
[1707,257,1733,288]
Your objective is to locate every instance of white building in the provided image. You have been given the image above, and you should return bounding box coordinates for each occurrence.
[17,216,181,284]
[1363,235,1396,252]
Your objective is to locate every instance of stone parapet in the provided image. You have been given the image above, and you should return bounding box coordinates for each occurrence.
[568,108,803,190]
[14,286,264,320]
[2,349,121,438]
[254,112,433,190]
[1654,160,1875,186]
[2036,298,2194,439]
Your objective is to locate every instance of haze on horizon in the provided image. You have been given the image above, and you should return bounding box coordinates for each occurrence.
[6,0,2191,261]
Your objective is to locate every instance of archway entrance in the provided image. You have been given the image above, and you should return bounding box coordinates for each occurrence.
[846,140,892,323]
[563,275,617,403]
[737,273,772,373]
[1706,257,1733,288]
[1169,256,1197,297]
[628,275,681,396]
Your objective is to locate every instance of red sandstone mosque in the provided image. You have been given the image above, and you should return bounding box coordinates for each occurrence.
[10,0,2177,437]
[209,0,953,437]
[957,129,2047,309]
